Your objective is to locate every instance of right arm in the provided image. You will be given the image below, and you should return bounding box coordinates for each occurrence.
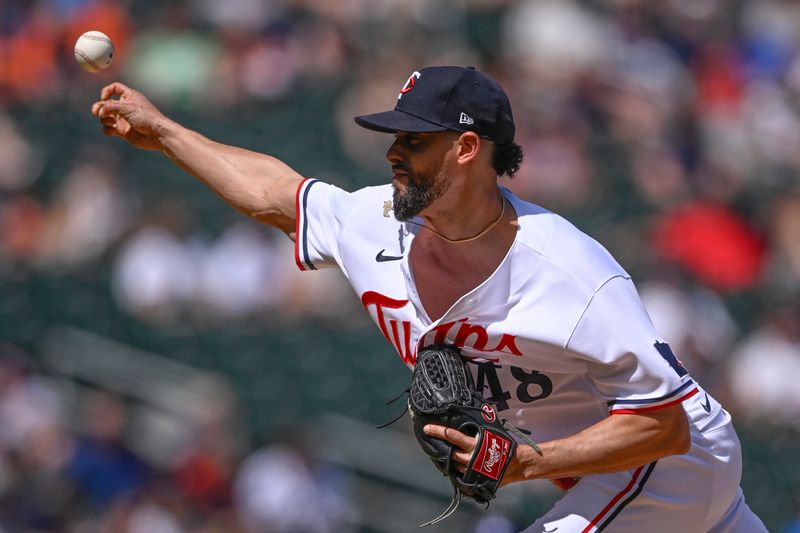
[92,82,302,236]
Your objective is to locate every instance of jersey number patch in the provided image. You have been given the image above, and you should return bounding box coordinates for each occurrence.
[469,361,553,412]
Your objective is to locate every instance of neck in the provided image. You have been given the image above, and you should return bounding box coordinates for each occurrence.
[413,188,507,243]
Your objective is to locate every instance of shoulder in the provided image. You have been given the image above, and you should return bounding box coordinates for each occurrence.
[338,183,395,223]
[301,180,395,223]
[296,180,400,271]
[304,180,402,238]
[303,179,392,205]
[503,188,629,293]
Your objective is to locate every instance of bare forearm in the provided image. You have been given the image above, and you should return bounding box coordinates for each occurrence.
[92,82,303,233]
[156,119,301,231]
[507,407,691,483]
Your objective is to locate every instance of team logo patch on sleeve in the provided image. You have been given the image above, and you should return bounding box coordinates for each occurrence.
[654,341,688,377]
[471,430,511,480]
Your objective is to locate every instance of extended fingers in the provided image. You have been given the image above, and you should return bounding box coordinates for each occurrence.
[93,101,123,123]
[93,100,112,116]
[96,100,123,117]
[100,82,134,101]
[424,425,476,468]
[451,450,472,467]
[424,425,476,451]
[94,82,133,117]
[98,114,130,136]
[92,101,111,118]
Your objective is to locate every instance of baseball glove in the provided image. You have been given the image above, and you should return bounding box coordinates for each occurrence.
[408,344,542,526]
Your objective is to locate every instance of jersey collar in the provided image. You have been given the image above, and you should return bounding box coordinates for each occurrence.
[399,187,522,329]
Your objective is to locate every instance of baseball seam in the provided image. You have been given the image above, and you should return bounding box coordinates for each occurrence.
[75,49,102,71]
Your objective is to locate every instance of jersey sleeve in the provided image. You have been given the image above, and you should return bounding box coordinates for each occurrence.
[294,178,357,271]
[565,276,698,414]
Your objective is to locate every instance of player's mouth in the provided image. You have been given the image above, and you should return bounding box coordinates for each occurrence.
[392,163,411,174]
[391,166,410,188]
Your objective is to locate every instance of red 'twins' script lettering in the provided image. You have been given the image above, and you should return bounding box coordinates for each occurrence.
[430,321,522,356]
[361,291,524,365]
[361,291,416,365]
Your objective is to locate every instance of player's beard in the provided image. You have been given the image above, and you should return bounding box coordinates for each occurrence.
[392,167,450,221]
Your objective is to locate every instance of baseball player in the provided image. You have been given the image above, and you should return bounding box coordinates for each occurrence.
[92,66,767,532]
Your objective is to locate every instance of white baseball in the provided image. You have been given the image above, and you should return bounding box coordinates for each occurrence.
[74,31,114,73]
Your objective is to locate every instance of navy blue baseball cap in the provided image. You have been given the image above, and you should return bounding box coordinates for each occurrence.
[354,66,516,144]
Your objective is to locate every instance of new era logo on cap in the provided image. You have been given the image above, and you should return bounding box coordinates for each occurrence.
[354,66,516,144]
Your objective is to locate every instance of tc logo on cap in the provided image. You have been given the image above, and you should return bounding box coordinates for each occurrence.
[398,71,421,100]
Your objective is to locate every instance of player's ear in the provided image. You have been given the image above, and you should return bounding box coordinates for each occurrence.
[456,131,481,165]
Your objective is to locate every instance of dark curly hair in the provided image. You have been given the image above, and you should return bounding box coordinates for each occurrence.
[491,141,524,178]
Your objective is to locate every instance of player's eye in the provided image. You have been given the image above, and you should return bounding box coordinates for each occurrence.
[393,133,425,152]
[405,135,423,148]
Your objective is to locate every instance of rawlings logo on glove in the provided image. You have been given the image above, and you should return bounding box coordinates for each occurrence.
[405,344,542,526]
[474,430,511,479]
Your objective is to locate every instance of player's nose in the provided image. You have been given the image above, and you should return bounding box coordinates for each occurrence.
[386,139,403,164]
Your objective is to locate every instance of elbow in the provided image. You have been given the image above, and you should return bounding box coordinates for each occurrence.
[667,409,691,456]
[644,404,691,459]
[672,429,691,456]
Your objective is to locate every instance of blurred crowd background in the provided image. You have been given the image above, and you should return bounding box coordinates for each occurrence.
[1,0,800,531]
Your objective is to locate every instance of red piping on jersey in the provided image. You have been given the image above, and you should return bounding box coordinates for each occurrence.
[294,178,309,271]
[580,465,645,533]
[609,386,699,415]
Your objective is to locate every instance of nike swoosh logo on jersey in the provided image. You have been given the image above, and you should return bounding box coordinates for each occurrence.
[701,393,711,413]
[543,526,558,532]
[375,249,403,262]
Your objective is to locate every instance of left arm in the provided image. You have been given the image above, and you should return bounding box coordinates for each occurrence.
[425,277,696,485]
[424,401,690,484]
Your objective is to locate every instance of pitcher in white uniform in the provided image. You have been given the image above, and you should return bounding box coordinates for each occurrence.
[92,66,766,532]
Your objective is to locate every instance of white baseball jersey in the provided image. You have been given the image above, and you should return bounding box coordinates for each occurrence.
[294,178,766,532]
